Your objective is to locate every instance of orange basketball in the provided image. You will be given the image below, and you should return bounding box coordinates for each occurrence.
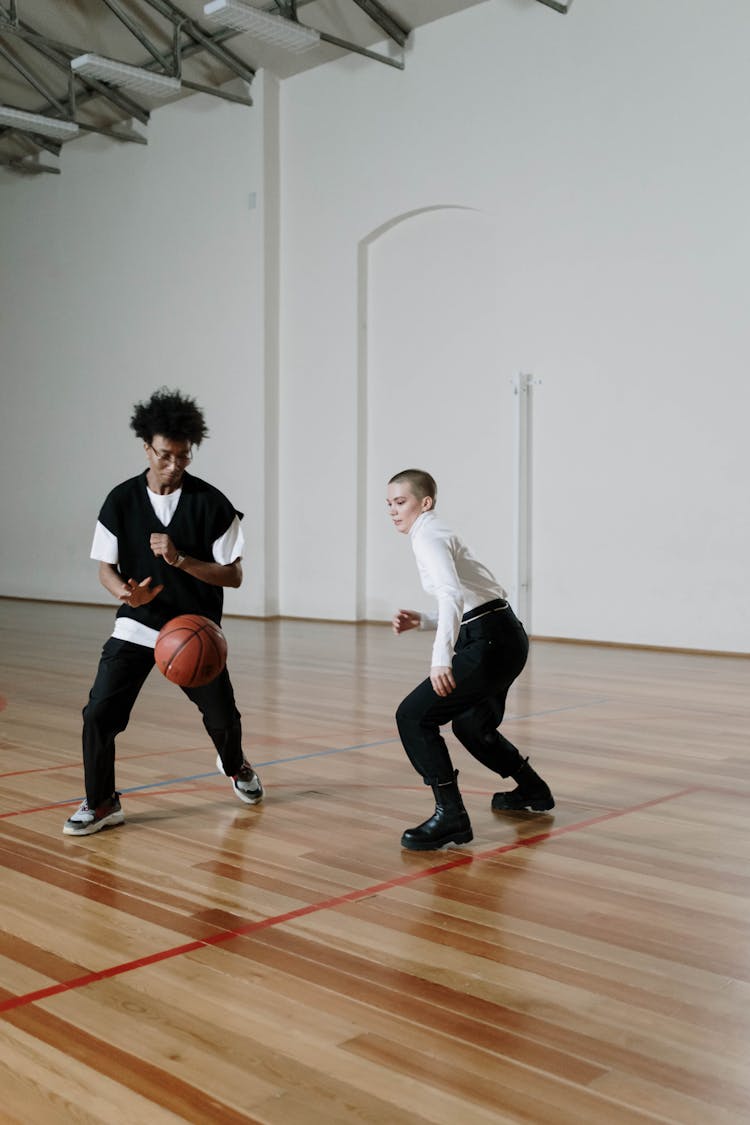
[154,614,227,688]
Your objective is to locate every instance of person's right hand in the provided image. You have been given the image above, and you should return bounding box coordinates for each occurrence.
[392,609,421,635]
[120,576,164,607]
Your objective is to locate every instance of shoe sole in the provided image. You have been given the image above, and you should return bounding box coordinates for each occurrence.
[63,811,124,836]
[401,829,474,851]
[491,799,555,813]
[232,783,264,805]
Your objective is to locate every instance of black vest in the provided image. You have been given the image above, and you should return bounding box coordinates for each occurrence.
[98,471,242,632]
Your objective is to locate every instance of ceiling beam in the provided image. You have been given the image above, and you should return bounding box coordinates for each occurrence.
[348,0,410,48]
[180,77,252,105]
[0,154,60,174]
[0,38,71,116]
[318,29,404,70]
[98,0,175,73]
[7,124,61,155]
[535,0,573,12]
[76,119,148,144]
[142,0,256,85]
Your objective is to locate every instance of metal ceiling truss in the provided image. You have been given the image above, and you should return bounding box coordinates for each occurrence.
[0,0,256,174]
[0,152,59,173]
[142,0,256,84]
[99,0,177,76]
[92,0,258,105]
[317,29,403,69]
[349,0,410,47]
[0,37,72,117]
[0,0,412,176]
[279,1,406,70]
[13,24,154,123]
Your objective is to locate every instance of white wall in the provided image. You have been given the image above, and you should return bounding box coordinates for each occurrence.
[362,207,515,623]
[1,1,748,653]
[279,0,750,651]
[0,75,278,617]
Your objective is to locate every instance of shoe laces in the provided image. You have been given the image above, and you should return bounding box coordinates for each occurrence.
[236,764,259,788]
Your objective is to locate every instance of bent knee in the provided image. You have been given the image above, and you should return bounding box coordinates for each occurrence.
[452,711,497,745]
[396,693,432,728]
[451,716,486,746]
[451,716,469,741]
[395,698,414,726]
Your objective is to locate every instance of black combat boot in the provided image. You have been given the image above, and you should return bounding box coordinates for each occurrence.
[401,771,473,851]
[491,758,554,812]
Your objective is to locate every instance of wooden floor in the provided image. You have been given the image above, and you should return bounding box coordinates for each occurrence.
[0,598,748,1124]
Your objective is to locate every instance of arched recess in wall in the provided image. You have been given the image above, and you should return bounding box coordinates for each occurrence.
[356,206,516,621]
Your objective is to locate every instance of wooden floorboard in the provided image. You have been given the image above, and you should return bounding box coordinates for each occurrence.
[0,598,749,1123]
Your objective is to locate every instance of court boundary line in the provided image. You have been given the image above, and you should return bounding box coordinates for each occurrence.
[0,695,610,786]
[4,594,749,658]
[0,725,402,780]
[0,785,701,1015]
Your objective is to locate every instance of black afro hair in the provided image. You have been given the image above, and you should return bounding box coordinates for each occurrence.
[130,387,209,446]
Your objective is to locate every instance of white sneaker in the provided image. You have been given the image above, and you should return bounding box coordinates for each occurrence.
[216,755,264,805]
[63,793,124,836]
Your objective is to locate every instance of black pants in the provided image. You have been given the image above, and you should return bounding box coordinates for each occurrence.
[82,637,244,806]
[395,601,529,786]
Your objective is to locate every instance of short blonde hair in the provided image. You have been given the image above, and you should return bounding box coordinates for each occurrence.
[388,469,437,506]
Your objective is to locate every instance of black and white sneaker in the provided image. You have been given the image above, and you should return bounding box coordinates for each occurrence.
[216,755,264,805]
[63,793,124,836]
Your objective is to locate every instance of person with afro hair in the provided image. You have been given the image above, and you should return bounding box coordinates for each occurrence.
[64,388,263,836]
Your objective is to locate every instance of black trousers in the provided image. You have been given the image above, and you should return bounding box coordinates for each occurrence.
[395,601,529,786]
[82,637,244,807]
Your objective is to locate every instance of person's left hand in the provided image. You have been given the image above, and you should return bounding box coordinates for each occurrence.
[150,532,178,565]
[430,665,456,697]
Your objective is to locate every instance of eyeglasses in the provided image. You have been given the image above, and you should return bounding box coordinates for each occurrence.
[147,444,193,468]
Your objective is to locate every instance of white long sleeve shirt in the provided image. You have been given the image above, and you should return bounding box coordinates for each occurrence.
[409,511,507,667]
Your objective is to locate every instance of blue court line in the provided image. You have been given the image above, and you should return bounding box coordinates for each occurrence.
[511,697,610,721]
[51,697,611,810]
[52,736,400,808]
[122,735,401,795]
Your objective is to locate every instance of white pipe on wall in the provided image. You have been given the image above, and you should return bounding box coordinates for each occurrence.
[511,372,540,628]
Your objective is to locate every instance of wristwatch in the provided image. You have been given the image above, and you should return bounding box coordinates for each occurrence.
[174,553,187,568]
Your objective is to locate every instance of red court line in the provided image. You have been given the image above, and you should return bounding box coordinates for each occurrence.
[0,773,684,820]
[0,785,701,1015]
[0,746,205,780]
[0,779,424,819]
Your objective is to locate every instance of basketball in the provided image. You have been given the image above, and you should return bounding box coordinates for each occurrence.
[154,614,227,688]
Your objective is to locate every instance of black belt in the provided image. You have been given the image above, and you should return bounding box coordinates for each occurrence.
[461,598,508,625]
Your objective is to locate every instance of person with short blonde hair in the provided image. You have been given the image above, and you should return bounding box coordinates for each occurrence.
[387,469,553,851]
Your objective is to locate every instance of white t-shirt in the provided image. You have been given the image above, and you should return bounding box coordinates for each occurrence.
[409,511,506,667]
